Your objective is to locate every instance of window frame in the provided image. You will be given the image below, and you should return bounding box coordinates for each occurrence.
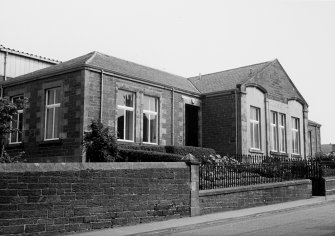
[44,87,61,141]
[270,111,278,152]
[116,90,135,142]
[278,113,287,153]
[270,111,287,153]
[291,117,300,155]
[9,95,24,144]
[250,106,261,150]
[142,95,159,144]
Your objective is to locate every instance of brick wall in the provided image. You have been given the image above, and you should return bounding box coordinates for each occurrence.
[0,162,191,235]
[202,93,236,155]
[3,70,85,163]
[199,180,312,215]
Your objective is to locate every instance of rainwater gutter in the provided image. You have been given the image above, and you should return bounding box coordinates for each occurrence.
[171,88,175,145]
[100,69,104,121]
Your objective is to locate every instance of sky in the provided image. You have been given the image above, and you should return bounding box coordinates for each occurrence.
[1,0,334,144]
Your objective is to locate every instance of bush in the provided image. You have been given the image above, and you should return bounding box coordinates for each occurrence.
[0,151,26,163]
[118,149,183,162]
[165,146,216,162]
[83,120,118,162]
[118,144,166,153]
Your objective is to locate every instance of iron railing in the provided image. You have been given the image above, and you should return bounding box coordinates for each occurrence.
[199,154,334,190]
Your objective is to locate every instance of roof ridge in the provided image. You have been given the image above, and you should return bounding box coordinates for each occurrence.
[0,45,61,63]
[188,60,273,79]
[85,51,98,65]
[93,51,187,79]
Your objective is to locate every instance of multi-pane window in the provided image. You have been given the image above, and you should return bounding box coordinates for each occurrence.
[143,96,158,144]
[117,90,135,141]
[271,112,287,153]
[278,114,286,153]
[9,95,24,144]
[45,87,61,140]
[250,106,261,150]
[291,117,300,154]
[270,112,278,151]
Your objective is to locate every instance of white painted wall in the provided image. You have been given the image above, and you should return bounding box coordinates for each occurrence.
[246,87,266,153]
[246,87,305,157]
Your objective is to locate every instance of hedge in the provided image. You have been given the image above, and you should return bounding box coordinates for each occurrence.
[165,146,216,162]
[118,149,184,162]
[118,144,166,153]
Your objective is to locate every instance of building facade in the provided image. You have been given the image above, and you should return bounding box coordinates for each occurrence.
[0,51,321,162]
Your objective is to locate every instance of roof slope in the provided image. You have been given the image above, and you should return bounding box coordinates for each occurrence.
[87,52,199,93]
[4,51,199,94]
[188,61,271,94]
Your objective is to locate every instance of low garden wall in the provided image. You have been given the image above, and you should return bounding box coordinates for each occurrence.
[0,162,191,235]
[199,179,312,215]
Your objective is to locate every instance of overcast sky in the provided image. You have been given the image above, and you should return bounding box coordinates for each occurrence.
[1,0,334,144]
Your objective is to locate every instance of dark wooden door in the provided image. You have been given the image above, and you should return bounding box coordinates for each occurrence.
[185,104,199,147]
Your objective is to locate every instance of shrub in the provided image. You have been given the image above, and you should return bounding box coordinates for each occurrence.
[165,146,216,162]
[118,144,166,153]
[83,120,118,162]
[0,151,26,163]
[118,149,183,162]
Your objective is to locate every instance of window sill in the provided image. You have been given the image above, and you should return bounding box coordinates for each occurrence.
[117,140,135,144]
[39,139,63,146]
[142,142,158,145]
[249,148,264,154]
[270,151,289,157]
[291,154,302,159]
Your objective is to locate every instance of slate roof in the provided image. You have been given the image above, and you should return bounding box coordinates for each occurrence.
[3,51,200,94]
[188,61,272,94]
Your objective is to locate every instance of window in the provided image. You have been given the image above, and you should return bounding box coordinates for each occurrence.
[271,112,287,153]
[291,117,300,154]
[117,90,135,141]
[9,95,24,144]
[278,114,286,153]
[270,112,278,151]
[45,87,61,140]
[250,106,261,150]
[143,96,158,144]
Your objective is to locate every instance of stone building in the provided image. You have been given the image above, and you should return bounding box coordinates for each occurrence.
[0,51,321,162]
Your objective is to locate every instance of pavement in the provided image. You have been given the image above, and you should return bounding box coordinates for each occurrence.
[71,195,335,236]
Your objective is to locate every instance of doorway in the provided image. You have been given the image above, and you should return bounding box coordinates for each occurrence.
[185,104,199,147]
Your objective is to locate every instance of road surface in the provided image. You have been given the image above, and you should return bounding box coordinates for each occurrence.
[172,203,335,236]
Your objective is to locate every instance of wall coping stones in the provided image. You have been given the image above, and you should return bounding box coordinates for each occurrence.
[200,179,312,197]
[0,162,188,172]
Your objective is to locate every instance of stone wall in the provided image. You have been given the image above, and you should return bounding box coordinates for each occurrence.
[199,180,312,215]
[3,70,85,163]
[0,163,191,235]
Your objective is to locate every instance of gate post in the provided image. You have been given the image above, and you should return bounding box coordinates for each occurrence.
[185,154,200,216]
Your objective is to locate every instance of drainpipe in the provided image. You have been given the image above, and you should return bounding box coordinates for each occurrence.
[171,88,175,145]
[100,70,104,121]
[0,85,3,98]
[264,95,269,156]
[4,51,8,81]
[302,106,307,159]
[235,89,238,154]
